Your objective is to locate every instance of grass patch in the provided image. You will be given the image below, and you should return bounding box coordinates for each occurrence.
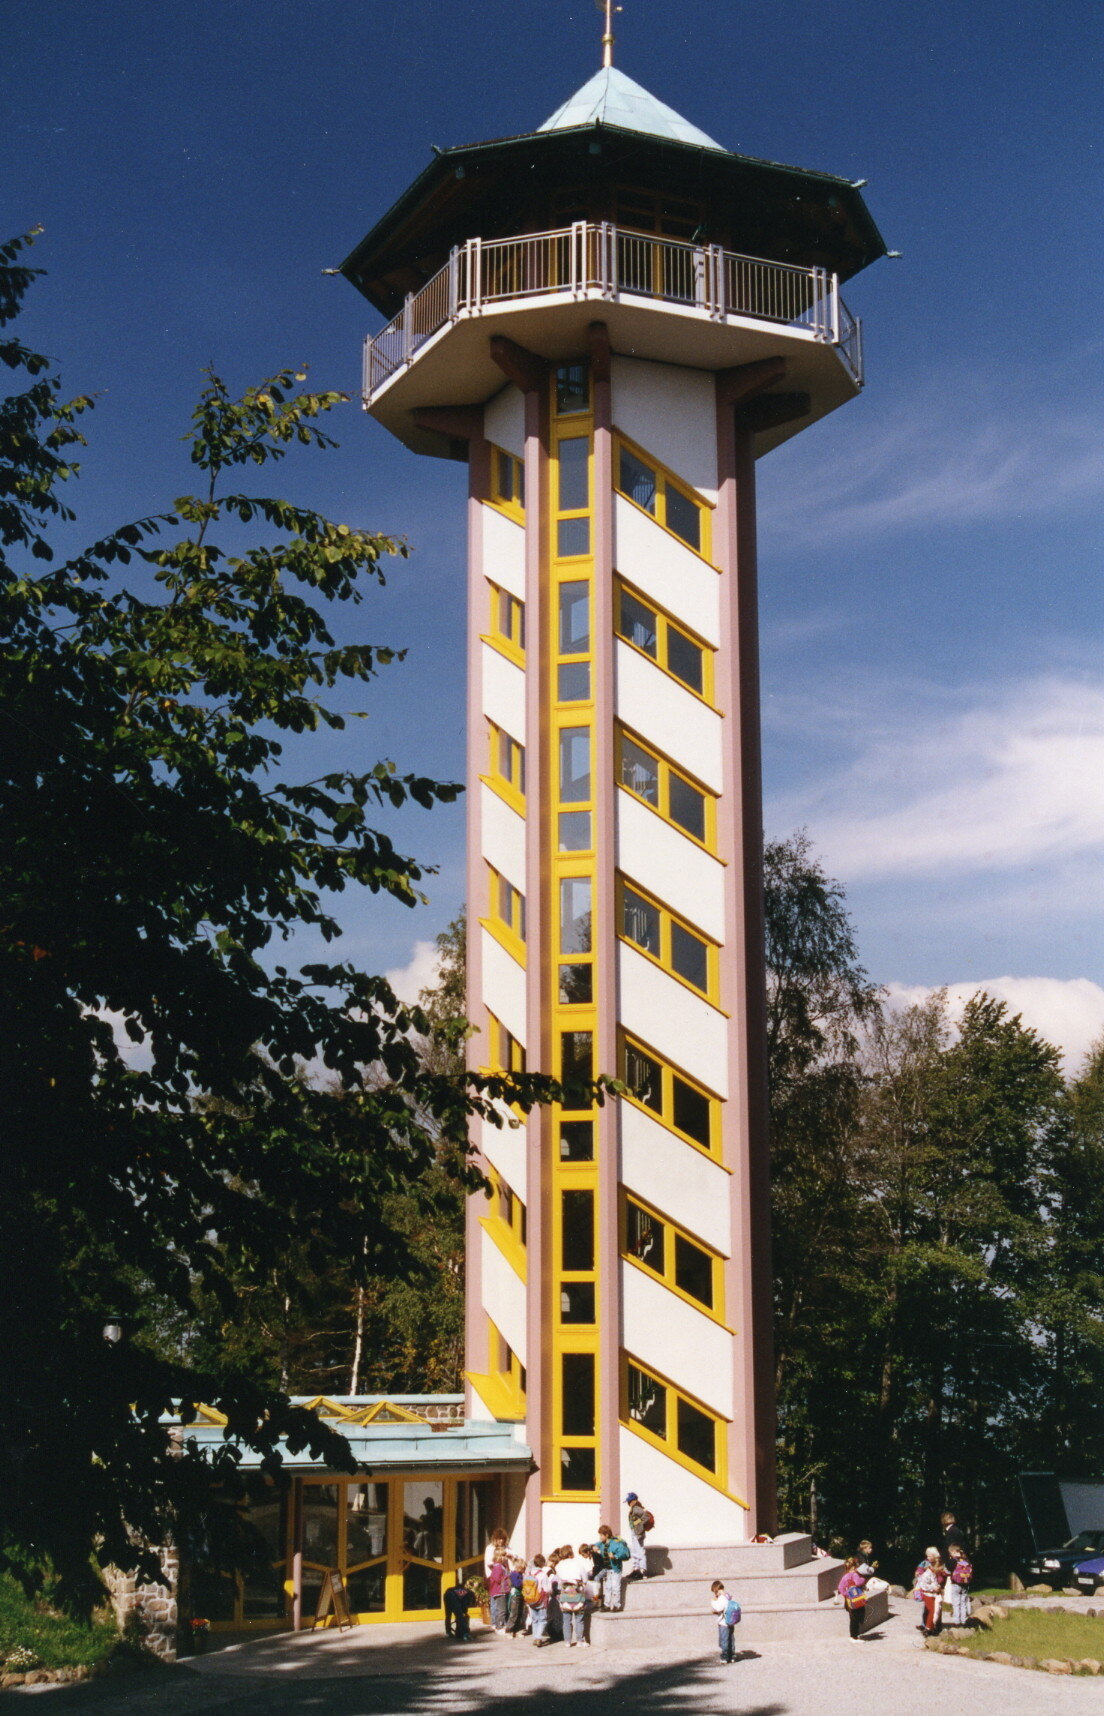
[959,1610,1104,1662]
[0,1573,119,1672]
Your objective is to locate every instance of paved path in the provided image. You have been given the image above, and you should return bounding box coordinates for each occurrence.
[14,1607,1103,1713]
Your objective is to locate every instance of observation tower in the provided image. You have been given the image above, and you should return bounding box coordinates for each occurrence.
[341,41,885,1553]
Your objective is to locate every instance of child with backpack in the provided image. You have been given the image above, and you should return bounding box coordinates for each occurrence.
[710,1580,741,1663]
[595,1523,631,1611]
[505,1556,527,1636]
[486,1552,510,1631]
[625,1492,653,1578]
[946,1545,973,1626]
[837,1556,868,1641]
[524,1555,550,1645]
[443,1571,475,1642]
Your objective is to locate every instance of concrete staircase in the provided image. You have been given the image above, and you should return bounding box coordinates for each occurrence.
[588,1533,890,1648]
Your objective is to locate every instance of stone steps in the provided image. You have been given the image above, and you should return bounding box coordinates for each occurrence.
[589,1588,890,1648]
[583,1533,890,1649]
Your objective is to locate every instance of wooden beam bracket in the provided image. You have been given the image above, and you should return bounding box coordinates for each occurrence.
[489,335,549,395]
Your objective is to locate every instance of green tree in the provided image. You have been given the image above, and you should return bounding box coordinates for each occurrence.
[0,233,572,1608]
[763,833,881,1532]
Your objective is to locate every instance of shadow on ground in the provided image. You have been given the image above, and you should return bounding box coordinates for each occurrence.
[18,1630,790,1715]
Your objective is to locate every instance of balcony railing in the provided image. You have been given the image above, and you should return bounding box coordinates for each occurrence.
[362,222,863,401]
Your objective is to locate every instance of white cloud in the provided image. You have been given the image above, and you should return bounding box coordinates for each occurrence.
[760,355,1104,545]
[384,938,444,1006]
[885,977,1104,1077]
[770,672,1104,883]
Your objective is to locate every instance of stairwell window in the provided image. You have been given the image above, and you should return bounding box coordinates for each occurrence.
[614,435,710,557]
[623,1356,723,1480]
[617,730,714,850]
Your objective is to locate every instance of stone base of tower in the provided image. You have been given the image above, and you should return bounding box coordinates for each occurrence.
[587,1534,890,1648]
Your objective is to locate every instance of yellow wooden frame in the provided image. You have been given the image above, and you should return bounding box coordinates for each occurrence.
[486,443,525,525]
[482,580,526,667]
[620,1187,727,1324]
[613,429,714,565]
[620,1353,742,1497]
[619,1030,723,1160]
[616,872,720,1005]
[614,576,716,705]
[483,719,526,814]
[616,724,717,853]
[482,862,527,967]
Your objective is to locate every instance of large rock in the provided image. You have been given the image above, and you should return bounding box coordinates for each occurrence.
[1040,1658,1072,1674]
[986,1651,1014,1665]
[1077,1660,1102,1675]
[1025,1583,1053,1595]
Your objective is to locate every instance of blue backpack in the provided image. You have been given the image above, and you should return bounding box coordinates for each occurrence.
[724,1597,741,1626]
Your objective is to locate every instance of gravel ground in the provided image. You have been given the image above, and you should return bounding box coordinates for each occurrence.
[12,1606,1104,1714]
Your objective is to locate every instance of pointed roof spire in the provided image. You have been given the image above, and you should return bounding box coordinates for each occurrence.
[537,66,726,153]
[598,0,620,68]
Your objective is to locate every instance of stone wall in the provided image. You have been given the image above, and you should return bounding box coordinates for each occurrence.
[104,1543,179,1662]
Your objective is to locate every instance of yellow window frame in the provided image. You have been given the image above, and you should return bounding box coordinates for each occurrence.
[480,1168,527,1282]
[616,725,717,853]
[616,873,720,1004]
[483,581,525,667]
[619,1030,722,1160]
[484,719,525,814]
[621,1353,736,1494]
[483,863,526,966]
[613,430,714,564]
[614,577,715,705]
[550,1333,601,1501]
[621,1188,727,1323]
[468,1317,527,1420]
[486,443,525,524]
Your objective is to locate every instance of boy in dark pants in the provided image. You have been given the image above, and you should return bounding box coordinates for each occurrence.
[444,1572,474,1641]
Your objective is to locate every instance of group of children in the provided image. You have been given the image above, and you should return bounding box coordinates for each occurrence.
[835,1525,973,1644]
[443,1526,635,1646]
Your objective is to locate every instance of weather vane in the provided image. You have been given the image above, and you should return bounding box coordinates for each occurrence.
[595,0,623,67]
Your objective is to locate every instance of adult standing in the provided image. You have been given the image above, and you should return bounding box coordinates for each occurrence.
[939,1512,965,1568]
[483,1526,510,1577]
[625,1492,650,1578]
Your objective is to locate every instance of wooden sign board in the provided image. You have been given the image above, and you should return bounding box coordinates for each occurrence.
[311,1569,355,1631]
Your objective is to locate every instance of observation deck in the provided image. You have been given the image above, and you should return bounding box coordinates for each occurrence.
[361,221,863,460]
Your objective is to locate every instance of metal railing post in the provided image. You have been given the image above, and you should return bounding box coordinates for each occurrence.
[470,237,482,313]
[572,220,586,297]
[831,272,840,344]
[448,246,459,320]
[693,245,706,312]
[401,294,413,364]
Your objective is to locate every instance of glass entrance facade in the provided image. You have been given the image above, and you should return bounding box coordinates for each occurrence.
[203,1473,501,1629]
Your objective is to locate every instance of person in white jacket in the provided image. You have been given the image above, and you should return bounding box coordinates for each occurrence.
[555,1546,593,1647]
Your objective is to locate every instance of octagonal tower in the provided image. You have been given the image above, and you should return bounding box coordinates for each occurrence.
[342,62,885,1553]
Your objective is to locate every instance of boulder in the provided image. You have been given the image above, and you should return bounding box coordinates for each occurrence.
[972,1605,993,1626]
[890,1583,907,1597]
[1040,1658,1072,1674]
[990,1604,1009,1620]
[1025,1584,1053,1595]
[1077,1660,1102,1675]
[1010,1572,1025,1594]
[986,1651,1014,1665]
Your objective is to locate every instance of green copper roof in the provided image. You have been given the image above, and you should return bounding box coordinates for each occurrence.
[538,66,725,153]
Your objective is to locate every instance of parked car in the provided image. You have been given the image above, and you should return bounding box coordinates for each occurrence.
[1025,1529,1104,1585]
[1074,1552,1104,1595]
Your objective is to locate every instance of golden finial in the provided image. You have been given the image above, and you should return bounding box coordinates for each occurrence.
[595,0,623,67]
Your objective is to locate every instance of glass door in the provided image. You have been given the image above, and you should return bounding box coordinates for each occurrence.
[399,1481,444,1616]
[344,1482,388,1617]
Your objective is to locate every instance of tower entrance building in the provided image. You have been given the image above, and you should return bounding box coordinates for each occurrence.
[342,61,885,1552]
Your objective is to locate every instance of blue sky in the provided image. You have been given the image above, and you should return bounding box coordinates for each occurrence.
[5,0,1102,1066]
